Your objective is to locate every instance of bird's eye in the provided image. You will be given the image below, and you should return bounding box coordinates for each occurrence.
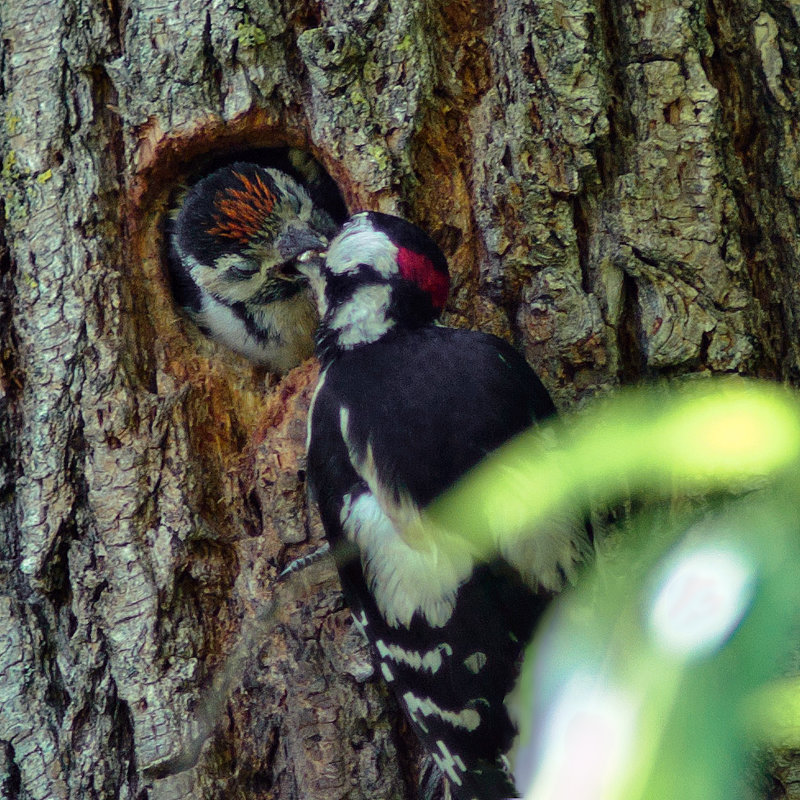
[229,263,260,278]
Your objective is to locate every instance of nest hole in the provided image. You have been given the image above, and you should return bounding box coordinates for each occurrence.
[152,145,347,375]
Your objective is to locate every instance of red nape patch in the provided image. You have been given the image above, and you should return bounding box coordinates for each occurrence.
[396,247,449,309]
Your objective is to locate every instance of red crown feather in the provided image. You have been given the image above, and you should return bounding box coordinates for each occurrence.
[207,171,276,243]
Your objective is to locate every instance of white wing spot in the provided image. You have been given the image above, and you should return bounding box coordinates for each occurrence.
[351,609,369,635]
[463,651,487,674]
[648,544,755,658]
[375,639,452,673]
[402,692,482,732]
[432,740,466,786]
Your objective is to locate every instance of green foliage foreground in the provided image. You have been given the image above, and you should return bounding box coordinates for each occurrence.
[426,379,800,800]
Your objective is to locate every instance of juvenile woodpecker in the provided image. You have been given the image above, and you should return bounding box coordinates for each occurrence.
[298,212,591,799]
[167,162,338,373]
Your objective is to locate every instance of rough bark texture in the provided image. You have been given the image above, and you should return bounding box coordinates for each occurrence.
[0,0,799,798]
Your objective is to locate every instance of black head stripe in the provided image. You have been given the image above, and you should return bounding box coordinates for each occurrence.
[365,212,449,279]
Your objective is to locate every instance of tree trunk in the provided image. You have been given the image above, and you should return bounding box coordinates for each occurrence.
[0,0,798,798]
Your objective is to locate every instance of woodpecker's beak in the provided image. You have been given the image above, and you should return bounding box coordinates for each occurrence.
[296,248,327,270]
[294,249,326,282]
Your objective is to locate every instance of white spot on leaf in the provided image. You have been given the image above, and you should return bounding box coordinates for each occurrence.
[648,544,755,658]
[517,673,639,800]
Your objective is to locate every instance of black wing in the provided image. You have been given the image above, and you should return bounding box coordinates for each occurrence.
[305,326,582,799]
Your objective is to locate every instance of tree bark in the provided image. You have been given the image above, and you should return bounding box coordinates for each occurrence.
[0,0,798,798]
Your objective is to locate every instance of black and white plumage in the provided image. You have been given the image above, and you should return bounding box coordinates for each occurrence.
[166,161,339,372]
[298,212,591,799]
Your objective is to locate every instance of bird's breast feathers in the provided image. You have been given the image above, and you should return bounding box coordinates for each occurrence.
[339,488,476,629]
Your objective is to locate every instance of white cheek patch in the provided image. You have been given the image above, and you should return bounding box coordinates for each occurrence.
[325,218,399,279]
[340,491,474,629]
[329,283,394,348]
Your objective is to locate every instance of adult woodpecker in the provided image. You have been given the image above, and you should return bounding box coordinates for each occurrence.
[166,161,339,373]
[298,211,591,799]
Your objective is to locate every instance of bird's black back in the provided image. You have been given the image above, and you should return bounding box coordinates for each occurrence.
[310,325,555,511]
[306,325,559,799]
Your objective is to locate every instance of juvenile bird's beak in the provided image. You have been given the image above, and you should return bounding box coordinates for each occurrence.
[272,227,328,283]
[295,249,328,313]
[277,227,329,263]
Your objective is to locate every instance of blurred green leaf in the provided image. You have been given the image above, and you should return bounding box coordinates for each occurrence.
[426,380,800,551]
[514,486,800,800]
[423,379,800,800]
[747,676,800,748]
